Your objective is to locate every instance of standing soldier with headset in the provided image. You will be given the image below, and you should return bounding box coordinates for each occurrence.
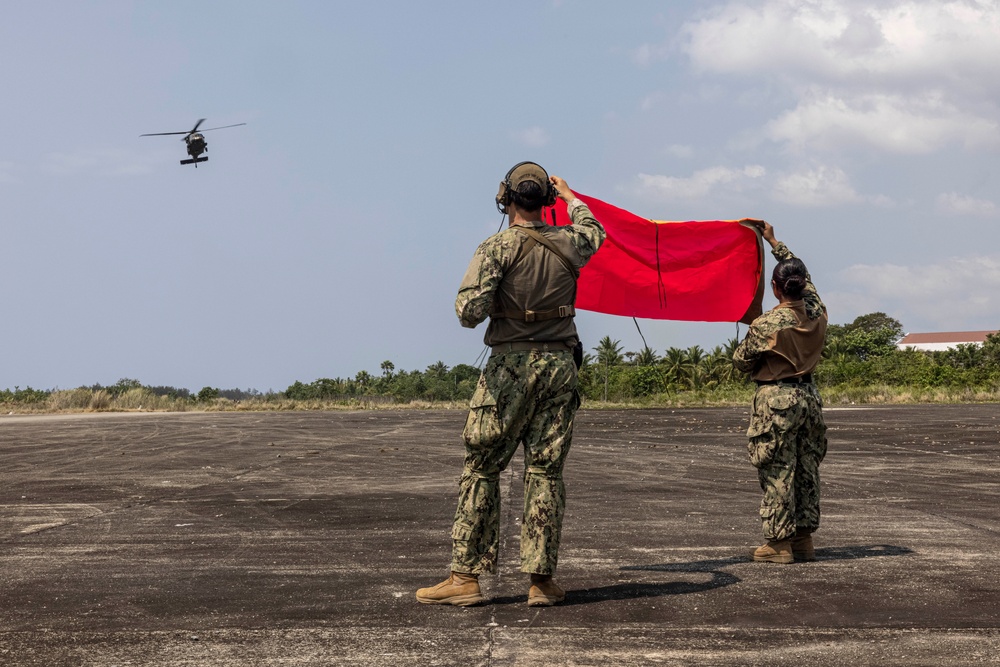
[416,162,606,607]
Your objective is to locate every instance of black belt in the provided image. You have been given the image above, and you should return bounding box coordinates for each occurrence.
[491,305,575,322]
[755,374,813,386]
[491,341,574,355]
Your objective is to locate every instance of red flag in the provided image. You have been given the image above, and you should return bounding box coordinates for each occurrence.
[549,193,765,324]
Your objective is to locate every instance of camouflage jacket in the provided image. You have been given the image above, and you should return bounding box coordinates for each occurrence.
[456,200,605,346]
[733,242,827,381]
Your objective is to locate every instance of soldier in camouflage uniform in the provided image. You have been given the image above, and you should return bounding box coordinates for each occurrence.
[417,162,605,606]
[733,219,828,564]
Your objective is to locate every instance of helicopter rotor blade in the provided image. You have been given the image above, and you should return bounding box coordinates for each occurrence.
[200,123,247,132]
[139,119,244,138]
[139,131,192,137]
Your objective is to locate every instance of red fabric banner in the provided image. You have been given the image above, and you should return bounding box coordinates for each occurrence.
[549,193,765,324]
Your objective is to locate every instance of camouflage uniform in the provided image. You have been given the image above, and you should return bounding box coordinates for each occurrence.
[451,200,605,575]
[733,242,828,541]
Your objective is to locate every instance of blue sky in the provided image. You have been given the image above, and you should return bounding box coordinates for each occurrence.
[2,1,998,392]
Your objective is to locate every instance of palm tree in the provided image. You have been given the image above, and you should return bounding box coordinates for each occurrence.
[685,345,706,368]
[594,336,623,401]
[354,370,373,393]
[706,345,740,385]
[594,337,624,366]
[425,361,449,378]
[662,347,689,386]
[685,364,709,390]
[634,346,660,366]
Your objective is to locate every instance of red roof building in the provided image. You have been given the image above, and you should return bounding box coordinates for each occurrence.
[896,331,998,352]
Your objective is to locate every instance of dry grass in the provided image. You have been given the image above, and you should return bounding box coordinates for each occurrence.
[5,384,1000,416]
[823,384,1000,405]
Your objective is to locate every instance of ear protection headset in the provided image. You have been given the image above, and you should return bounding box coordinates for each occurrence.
[495,161,558,214]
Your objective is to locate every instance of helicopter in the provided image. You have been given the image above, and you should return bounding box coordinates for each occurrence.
[140,118,246,166]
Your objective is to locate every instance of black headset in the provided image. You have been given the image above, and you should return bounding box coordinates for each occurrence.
[495,161,558,214]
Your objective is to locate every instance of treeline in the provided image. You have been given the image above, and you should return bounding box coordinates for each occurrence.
[575,312,1000,403]
[0,378,271,411]
[283,361,481,403]
[3,313,999,411]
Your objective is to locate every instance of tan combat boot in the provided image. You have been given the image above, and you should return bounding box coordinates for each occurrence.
[791,529,816,562]
[527,573,566,607]
[750,538,794,564]
[416,572,483,606]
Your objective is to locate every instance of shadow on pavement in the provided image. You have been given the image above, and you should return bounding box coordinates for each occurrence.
[813,544,914,560]
[492,557,745,607]
[494,546,914,606]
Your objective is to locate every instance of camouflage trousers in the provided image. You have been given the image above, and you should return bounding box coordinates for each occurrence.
[451,349,578,576]
[746,383,828,541]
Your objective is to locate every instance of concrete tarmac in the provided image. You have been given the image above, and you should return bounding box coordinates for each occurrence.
[1,405,998,665]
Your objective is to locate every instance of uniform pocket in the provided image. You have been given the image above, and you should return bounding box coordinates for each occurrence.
[463,375,500,448]
[748,434,779,469]
[451,523,474,542]
[746,391,773,439]
[765,391,798,412]
[765,388,802,438]
[745,387,797,468]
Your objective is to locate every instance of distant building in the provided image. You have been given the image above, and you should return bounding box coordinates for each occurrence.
[896,331,998,352]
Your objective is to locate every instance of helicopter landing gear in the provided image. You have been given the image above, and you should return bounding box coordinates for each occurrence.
[180,157,209,166]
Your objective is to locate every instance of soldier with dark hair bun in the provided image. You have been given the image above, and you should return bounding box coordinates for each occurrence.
[733,219,829,564]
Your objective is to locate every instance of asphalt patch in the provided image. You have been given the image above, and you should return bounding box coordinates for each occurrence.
[1,405,998,665]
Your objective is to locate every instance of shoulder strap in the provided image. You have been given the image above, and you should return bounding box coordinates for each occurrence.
[513,227,580,278]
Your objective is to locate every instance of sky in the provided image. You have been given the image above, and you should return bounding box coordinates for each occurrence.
[2,0,998,392]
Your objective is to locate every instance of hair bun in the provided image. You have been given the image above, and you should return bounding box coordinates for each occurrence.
[772,257,809,298]
[782,275,806,297]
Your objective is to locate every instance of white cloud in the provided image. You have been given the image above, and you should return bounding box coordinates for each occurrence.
[42,150,156,177]
[870,194,897,209]
[771,164,861,207]
[683,1,853,78]
[666,144,695,159]
[509,126,550,148]
[634,164,766,200]
[681,1,1000,154]
[766,91,1000,154]
[837,254,1000,329]
[683,0,1000,92]
[935,192,997,217]
[632,42,671,67]
[639,92,668,112]
[634,162,887,209]
[43,152,97,175]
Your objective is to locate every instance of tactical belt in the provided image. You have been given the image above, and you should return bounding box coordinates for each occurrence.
[491,341,575,355]
[491,305,575,322]
[755,374,814,386]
